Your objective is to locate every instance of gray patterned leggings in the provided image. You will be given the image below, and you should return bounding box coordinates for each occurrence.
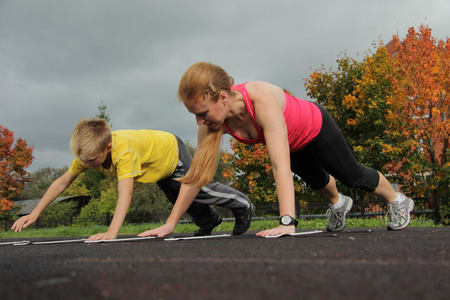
[156,136,251,228]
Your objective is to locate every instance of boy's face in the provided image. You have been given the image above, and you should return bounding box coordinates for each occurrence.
[81,143,112,168]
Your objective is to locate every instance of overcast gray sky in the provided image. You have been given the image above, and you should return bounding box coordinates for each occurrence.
[1,0,449,173]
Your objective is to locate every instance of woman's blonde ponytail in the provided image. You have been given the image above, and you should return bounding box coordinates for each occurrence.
[177,62,234,187]
[176,127,223,187]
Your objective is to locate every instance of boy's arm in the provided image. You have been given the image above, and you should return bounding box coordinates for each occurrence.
[138,183,200,237]
[11,170,78,232]
[86,177,134,241]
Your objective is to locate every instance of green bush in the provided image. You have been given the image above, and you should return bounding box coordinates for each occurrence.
[126,183,172,223]
[39,201,77,228]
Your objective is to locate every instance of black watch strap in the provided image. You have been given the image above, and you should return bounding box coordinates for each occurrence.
[279,215,298,227]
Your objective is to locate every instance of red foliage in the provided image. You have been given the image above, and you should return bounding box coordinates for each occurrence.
[0,125,34,212]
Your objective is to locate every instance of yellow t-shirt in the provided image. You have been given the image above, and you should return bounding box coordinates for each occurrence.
[69,130,179,183]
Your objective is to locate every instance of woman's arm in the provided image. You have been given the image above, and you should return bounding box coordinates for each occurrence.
[247,82,297,237]
[138,183,201,237]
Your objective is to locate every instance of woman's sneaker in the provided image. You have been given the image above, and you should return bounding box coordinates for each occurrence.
[326,195,353,232]
[386,193,415,230]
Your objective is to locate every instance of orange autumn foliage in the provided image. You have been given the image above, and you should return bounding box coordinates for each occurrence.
[0,125,34,213]
[386,24,450,195]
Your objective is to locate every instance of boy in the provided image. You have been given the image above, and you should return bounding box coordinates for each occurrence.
[11,118,255,240]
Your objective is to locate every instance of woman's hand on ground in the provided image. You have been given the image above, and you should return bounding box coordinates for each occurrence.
[138,223,176,238]
[255,225,296,237]
[86,232,117,241]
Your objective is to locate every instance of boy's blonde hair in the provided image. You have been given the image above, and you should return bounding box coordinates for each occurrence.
[177,62,235,188]
[70,118,112,160]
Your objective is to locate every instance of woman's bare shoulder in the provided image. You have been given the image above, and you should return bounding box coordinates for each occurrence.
[246,81,284,105]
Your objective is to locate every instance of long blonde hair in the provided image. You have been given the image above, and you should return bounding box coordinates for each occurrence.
[177,62,234,187]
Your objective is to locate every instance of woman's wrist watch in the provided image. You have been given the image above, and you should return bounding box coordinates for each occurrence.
[279,215,298,227]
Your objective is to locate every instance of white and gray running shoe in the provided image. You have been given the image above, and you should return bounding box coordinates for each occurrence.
[386,193,415,230]
[326,195,353,232]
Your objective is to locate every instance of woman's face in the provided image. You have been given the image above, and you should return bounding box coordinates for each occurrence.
[184,93,227,130]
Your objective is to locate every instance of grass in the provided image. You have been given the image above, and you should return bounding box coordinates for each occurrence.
[0,218,441,239]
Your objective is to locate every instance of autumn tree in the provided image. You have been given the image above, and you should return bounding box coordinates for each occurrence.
[304,53,364,134]
[304,46,400,199]
[0,126,34,219]
[386,25,450,196]
[340,44,399,172]
[305,24,449,198]
[222,140,308,206]
[222,140,275,204]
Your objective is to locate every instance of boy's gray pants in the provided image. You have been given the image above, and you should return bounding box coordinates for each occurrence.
[156,136,251,229]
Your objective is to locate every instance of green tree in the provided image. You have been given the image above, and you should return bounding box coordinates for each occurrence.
[39,201,78,228]
[80,170,107,198]
[77,178,118,220]
[21,167,68,200]
[126,182,172,223]
[97,178,119,214]
[96,98,111,123]
[60,173,90,197]
[80,98,112,197]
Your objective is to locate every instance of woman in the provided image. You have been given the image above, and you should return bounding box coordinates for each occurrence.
[139,62,414,238]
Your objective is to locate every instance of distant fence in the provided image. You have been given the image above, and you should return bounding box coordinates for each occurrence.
[2,195,449,231]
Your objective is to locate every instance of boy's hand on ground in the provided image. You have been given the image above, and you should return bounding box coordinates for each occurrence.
[255,225,296,237]
[138,223,175,238]
[87,232,117,241]
[11,214,38,232]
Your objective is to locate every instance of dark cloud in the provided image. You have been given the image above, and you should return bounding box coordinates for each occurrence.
[0,0,448,172]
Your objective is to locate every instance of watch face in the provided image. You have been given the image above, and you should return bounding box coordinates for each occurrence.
[281,215,291,225]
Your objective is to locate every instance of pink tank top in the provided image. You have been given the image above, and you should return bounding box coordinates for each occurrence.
[223,83,323,152]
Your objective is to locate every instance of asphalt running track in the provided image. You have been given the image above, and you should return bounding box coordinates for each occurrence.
[1,227,449,300]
